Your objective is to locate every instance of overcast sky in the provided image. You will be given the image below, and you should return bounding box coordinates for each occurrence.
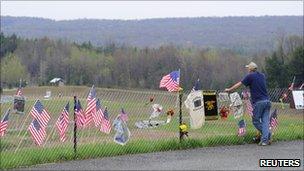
[1,1,303,21]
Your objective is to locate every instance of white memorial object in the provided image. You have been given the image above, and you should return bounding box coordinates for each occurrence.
[184,90,205,129]
[292,90,304,110]
[229,92,244,119]
[218,92,231,107]
[44,91,52,99]
[230,92,243,106]
[150,104,163,119]
[113,115,131,146]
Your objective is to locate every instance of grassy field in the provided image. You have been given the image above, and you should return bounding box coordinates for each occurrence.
[0,86,303,169]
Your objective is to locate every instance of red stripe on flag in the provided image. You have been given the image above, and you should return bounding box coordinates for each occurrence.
[28,124,46,146]
[0,121,8,137]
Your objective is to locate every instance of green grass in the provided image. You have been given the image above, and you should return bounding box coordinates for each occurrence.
[1,86,303,169]
[0,135,258,169]
[2,130,303,170]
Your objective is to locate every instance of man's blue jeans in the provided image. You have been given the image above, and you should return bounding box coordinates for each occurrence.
[252,100,271,143]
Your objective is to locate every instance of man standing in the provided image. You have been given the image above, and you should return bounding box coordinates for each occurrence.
[225,62,271,146]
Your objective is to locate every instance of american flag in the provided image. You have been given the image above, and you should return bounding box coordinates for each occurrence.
[93,99,104,127]
[84,85,96,127]
[242,91,253,117]
[30,100,50,128]
[120,108,128,122]
[159,70,180,92]
[193,78,202,91]
[245,100,253,117]
[288,76,296,91]
[299,83,304,89]
[238,119,246,136]
[56,103,69,142]
[100,107,111,134]
[0,109,10,137]
[16,86,23,96]
[75,100,85,128]
[28,118,46,146]
[269,109,278,130]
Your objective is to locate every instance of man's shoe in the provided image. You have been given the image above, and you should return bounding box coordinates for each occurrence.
[253,136,261,143]
[268,132,273,144]
[258,142,268,146]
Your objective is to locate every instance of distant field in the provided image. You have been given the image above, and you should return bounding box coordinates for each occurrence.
[0,86,303,169]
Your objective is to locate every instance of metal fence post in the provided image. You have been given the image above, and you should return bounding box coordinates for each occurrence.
[179,90,183,142]
[73,96,77,157]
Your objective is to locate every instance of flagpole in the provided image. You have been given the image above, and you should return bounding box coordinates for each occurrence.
[175,69,181,108]
[177,68,184,142]
[292,76,296,84]
[73,96,77,156]
[179,89,183,142]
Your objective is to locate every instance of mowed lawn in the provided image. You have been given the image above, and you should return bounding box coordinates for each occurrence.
[0,86,303,169]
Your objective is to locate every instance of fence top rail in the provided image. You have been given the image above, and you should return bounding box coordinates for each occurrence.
[2,86,180,98]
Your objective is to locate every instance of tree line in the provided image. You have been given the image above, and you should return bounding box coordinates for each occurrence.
[0,33,303,91]
[2,16,303,55]
[265,35,304,88]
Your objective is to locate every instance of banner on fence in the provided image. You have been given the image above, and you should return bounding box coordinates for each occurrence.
[202,90,218,120]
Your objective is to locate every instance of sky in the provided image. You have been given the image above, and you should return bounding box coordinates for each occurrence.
[1,1,303,21]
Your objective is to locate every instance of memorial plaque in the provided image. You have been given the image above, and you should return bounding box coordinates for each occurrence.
[13,95,25,115]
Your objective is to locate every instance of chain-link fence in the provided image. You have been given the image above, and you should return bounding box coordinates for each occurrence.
[0,86,303,168]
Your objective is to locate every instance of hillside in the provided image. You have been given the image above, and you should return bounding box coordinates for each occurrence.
[1,16,303,54]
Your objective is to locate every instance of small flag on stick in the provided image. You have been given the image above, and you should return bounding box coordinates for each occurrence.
[16,87,23,96]
[242,91,253,117]
[288,76,296,91]
[75,100,85,128]
[120,108,128,122]
[56,103,69,142]
[29,100,50,128]
[84,85,96,127]
[269,109,278,130]
[238,119,246,136]
[192,78,202,91]
[93,99,104,127]
[0,109,10,137]
[100,107,111,134]
[28,118,46,146]
[15,79,23,96]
